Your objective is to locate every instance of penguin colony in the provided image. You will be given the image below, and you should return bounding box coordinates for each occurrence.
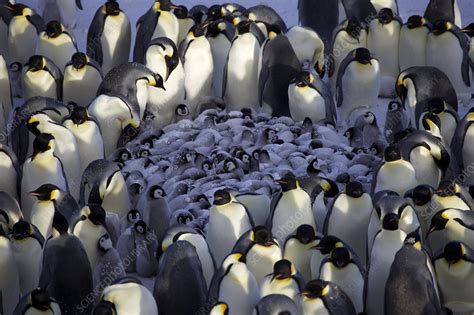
[0,0,472,314]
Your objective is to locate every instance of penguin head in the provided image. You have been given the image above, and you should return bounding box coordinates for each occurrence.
[26,55,46,72]
[443,241,465,266]
[421,113,441,132]
[30,184,60,201]
[294,71,312,88]
[432,20,451,35]
[134,220,149,235]
[302,279,329,299]
[147,73,166,90]
[383,145,402,162]
[93,300,117,315]
[461,23,474,37]
[408,185,433,205]
[27,112,43,135]
[235,19,255,35]
[428,211,450,235]
[11,4,32,17]
[45,20,63,38]
[154,0,174,12]
[71,52,88,70]
[188,22,208,38]
[313,235,343,255]
[295,224,317,244]
[345,181,364,198]
[276,175,298,192]
[213,189,231,206]
[201,159,214,171]
[316,178,339,198]
[176,210,194,225]
[104,0,121,16]
[12,221,34,240]
[353,48,372,65]
[406,15,426,29]
[86,204,106,226]
[388,100,403,112]
[378,8,394,25]
[175,104,190,118]
[223,158,238,172]
[436,180,459,197]
[149,185,166,199]
[98,233,113,252]
[172,5,188,19]
[329,247,352,268]
[252,226,276,247]
[345,17,362,39]
[404,231,422,250]
[271,259,294,281]
[70,106,89,125]
[126,209,141,223]
[382,213,399,231]
[363,111,376,125]
[29,288,54,312]
[369,142,383,156]
[207,5,226,21]
[32,133,55,159]
[52,211,69,235]
[306,158,320,175]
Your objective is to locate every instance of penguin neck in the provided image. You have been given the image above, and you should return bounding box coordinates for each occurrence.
[32,149,54,162]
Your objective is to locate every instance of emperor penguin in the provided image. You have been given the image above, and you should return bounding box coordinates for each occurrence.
[63,53,103,106]
[367,8,402,97]
[8,4,45,66]
[328,17,368,93]
[461,23,474,63]
[140,184,170,242]
[20,133,68,218]
[0,227,20,315]
[29,185,60,239]
[324,181,373,265]
[144,37,185,129]
[319,246,366,313]
[134,0,179,62]
[244,5,287,33]
[371,0,398,13]
[298,0,339,50]
[93,233,126,288]
[396,66,458,127]
[62,106,105,175]
[207,19,232,98]
[235,191,271,227]
[298,279,357,315]
[452,109,474,185]
[336,48,380,125]
[180,23,214,116]
[404,184,436,234]
[30,183,78,222]
[385,234,443,315]
[433,241,474,313]
[268,175,316,245]
[0,4,13,61]
[366,213,407,315]
[259,259,304,300]
[87,0,131,75]
[36,20,78,70]
[80,159,131,219]
[88,93,140,156]
[426,21,471,106]
[22,55,63,101]
[0,192,23,232]
[288,70,337,125]
[38,0,82,29]
[286,26,325,77]
[0,144,20,200]
[372,145,419,196]
[399,16,431,71]
[96,279,159,315]
[253,294,299,315]
[206,189,253,265]
[27,111,82,200]
[384,101,409,143]
[154,241,206,315]
[13,288,62,315]
[207,252,260,315]
[424,0,462,27]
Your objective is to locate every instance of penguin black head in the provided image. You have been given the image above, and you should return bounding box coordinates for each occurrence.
[189,22,207,37]
[127,209,141,223]
[11,4,29,16]
[87,204,106,226]
[382,213,399,231]
[173,5,188,18]
[313,235,342,255]
[410,185,433,205]
[378,8,394,24]
[104,0,121,16]
[462,23,474,37]
[69,106,89,125]
[388,100,403,112]
[241,108,253,120]
[71,52,88,70]
[149,185,166,199]
[266,23,282,38]
[30,288,52,311]
[330,247,351,268]
[98,233,113,252]
[45,20,63,38]
[407,15,425,29]
[94,300,117,315]
[383,145,402,162]
[294,71,311,88]
[235,19,253,35]
[437,180,458,197]
[422,113,441,131]
[27,55,45,72]
[354,48,372,65]
[32,133,54,159]
[176,211,194,225]
[207,5,225,21]
[129,183,144,196]
[345,181,364,198]
[134,220,148,235]
[306,158,320,175]
[52,211,69,235]
[346,17,362,39]
[295,224,317,244]
[224,158,238,172]
[318,178,339,198]
[176,104,190,118]
[443,241,464,266]
[253,226,275,246]
[213,189,231,205]
[149,73,165,90]
[117,148,132,163]
[369,143,383,156]
[12,221,33,240]
[276,175,298,192]
[428,211,449,235]
[30,184,60,201]
[363,111,376,125]
[201,159,214,171]
[272,259,293,280]
[302,279,329,299]
[163,50,179,81]
[432,20,450,35]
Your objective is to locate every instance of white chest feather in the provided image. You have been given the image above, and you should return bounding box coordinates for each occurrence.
[288,84,326,123]
[22,70,56,100]
[36,33,77,70]
[101,13,131,74]
[399,26,428,70]
[368,20,400,78]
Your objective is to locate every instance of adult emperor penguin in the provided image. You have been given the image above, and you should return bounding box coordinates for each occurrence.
[88,93,140,156]
[434,241,474,313]
[426,21,472,106]
[20,133,68,218]
[22,55,63,101]
[207,19,233,98]
[0,3,13,61]
[399,16,431,71]
[206,189,253,265]
[80,159,131,219]
[259,259,304,300]
[0,55,12,135]
[38,0,82,29]
[253,294,299,315]
[385,234,443,315]
[31,183,78,221]
[268,175,316,245]
[96,278,158,315]
[223,19,264,111]
[396,66,458,127]
[88,0,131,75]
[336,48,381,125]
[134,0,179,62]
[366,213,407,315]
[29,186,60,239]
[367,8,402,97]
[36,20,78,70]
[8,4,45,66]
[244,5,287,34]
[62,106,105,175]
[324,181,373,265]
[462,23,474,63]
[424,0,462,26]
[298,0,339,49]
[452,109,474,185]
[288,70,337,125]
[40,212,93,314]
[298,279,357,315]
[10,221,44,296]
[13,288,62,315]
[0,144,20,200]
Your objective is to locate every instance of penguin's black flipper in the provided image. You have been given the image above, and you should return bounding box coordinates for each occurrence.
[87,8,106,66]
[133,11,159,63]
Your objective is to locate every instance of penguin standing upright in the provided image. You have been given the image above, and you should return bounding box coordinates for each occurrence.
[29,186,59,239]
[424,0,462,26]
[371,0,398,13]
[253,294,299,315]
[384,101,409,143]
[341,0,377,22]
[0,227,20,315]
[207,19,232,98]
[452,109,474,185]
[21,55,63,101]
[93,233,126,288]
[38,0,82,28]
[87,0,131,75]
[0,192,23,233]
[141,184,171,243]
[286,26,325,77]
[399,16,431,71]
[173,5,194,45]
[0,4,13,62]
[36,20,78,70]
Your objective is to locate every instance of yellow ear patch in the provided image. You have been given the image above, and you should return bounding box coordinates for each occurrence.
[441,212,449,220]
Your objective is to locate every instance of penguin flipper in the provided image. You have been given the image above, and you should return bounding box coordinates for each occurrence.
[336,53,355,108]
[26,14,45,34]
[133,12,158,63]
[75,0,83,10]
[258,63,270,107]
[87,9,106,66]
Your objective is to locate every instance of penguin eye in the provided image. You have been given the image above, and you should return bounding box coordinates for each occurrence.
[357,149,364,154]
[137,226,144,233]
[370,148,377,154]
[313,161,318,168]
[141,150,150,157]
[242,154,249,162]
[154,189,163,198]
[390,103,398,111]
[144,141,151,148]
[121,153,129,161]
[138,186,144,193]
[203,164,209,170]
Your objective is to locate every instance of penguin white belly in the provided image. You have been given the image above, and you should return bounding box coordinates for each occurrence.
[374,161,419,196]
[224,34,260,111]
[235,194,271,227]
[0,56,11,120]
[300,297,330,315]
[101,172,131,219]
[426,34,471,106]
[406,79,417,127]
[428,220,474,254]
[289,85,326,123]
[410,146,441,188]
[284,239,317,281]
[209,34,231,98]
[36,33,77,70]
[0,237,20,315]
[435,260,474,313]
[469,38,474,64]
[63,66,103,107]
[246,244,282,284]
[432,195,470,212]
[0,152,17,199]
[371,0,398,13]
[320,263,365,313]
[102,282,158,314]
[11,238,42,295]
[260,277,300,300]
[399,27,428,71]
[101,14,131,75]
[30,201,55,239]
[462,124,474,185]
[454,0,462,27]
[310,251,327,279]
[8,17,38,65]
[152,12,179,45]
[177,18,194,45]
[272,190,316,245]
[145,45,167,75]
[22,70,56,100]
[73,221,107,268]
[366,230,406,315]
[136,80,149,119]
